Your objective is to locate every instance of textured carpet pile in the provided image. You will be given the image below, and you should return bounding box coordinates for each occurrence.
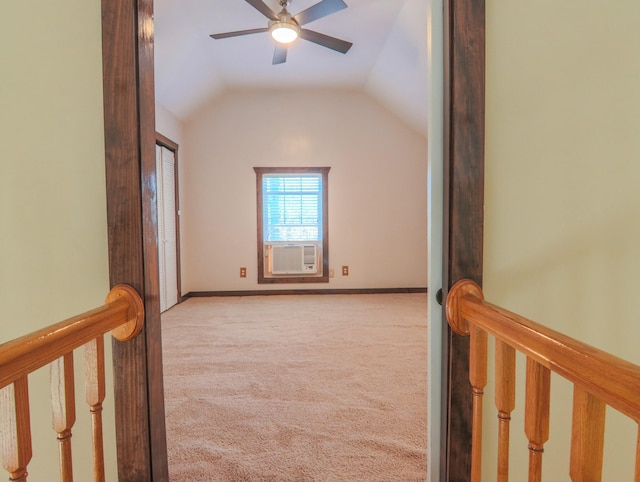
[161,293,427,481]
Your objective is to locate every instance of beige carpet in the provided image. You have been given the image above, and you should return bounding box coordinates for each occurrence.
[161,293,427,481]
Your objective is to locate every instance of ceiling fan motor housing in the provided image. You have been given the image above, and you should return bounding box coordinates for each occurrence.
[269,11,300,44]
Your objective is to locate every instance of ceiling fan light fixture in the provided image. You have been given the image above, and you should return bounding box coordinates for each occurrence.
[269,17,300,44]
[210,0,353,63]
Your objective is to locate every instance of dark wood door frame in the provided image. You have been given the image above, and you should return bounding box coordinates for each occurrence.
[441,1,485,481]
[156,133,183,306]
[101,1,484,480]
[101,0,169,480]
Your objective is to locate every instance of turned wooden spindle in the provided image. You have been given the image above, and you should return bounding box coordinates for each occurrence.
[51,352,76,482]
[495,340,516,482]
[569,385,606,481]
[525,358,550,482]
[1,376,32,482]
[469,323,487,482]
[84,337,106,482]
[445,279,486,481]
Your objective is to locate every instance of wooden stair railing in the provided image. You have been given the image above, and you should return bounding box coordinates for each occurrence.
[446,279,640,482]
[0,285,144,482]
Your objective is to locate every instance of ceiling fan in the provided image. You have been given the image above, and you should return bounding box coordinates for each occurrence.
[210,0,353,65]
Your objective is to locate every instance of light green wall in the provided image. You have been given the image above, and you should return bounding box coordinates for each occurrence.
[0,1,115,480]
[484,1,640,480]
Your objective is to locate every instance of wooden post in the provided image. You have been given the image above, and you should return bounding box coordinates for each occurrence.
[85,337,106,482]
[524,359,550,482]
[495,340,516,482]
[469,325,487,482]
[570,386,606,481]
[0,377,32,482]
[101,0,169,479]
[51,352,76,482]
[442,0,486,479]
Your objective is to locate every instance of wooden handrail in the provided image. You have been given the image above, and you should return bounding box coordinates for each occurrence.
[0,284,144,391]
[446,279,640,481]
[447,279,640,420]
[0,284,144,482]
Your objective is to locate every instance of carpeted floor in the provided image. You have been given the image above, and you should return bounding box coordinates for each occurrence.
[161,293,427,481]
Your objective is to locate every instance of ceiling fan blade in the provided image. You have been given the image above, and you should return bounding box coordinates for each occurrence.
[245,0,280,21]
[299,29,352,54]
[210,27,269,40]
[273,44,288,65]
[294,0,348,26]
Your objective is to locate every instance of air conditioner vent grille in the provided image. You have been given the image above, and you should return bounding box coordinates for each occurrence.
[271,244,318,274]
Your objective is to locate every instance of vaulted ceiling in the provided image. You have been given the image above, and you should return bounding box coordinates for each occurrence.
[153,0,429,136]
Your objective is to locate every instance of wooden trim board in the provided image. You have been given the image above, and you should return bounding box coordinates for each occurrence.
[184,288,428,298]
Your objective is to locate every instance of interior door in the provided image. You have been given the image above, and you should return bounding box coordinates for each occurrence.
[156,143,179,312]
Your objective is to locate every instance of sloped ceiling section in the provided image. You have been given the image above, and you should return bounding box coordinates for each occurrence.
[365,0,428,136]
[154,0,428,137]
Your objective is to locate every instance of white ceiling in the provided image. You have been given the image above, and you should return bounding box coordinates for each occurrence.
[153,0,429,136]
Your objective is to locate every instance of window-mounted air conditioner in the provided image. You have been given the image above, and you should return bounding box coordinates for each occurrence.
[270,244,318,274]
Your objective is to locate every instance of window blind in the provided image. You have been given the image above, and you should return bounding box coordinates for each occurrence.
[263,174,322,242]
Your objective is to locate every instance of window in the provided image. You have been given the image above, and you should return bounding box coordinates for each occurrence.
[254,167,330,284]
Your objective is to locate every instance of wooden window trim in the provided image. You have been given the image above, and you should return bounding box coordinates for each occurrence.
[254,167,330,284]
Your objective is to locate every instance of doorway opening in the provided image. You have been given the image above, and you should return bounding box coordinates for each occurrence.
[156,133,182,312]
[152,0,436,480]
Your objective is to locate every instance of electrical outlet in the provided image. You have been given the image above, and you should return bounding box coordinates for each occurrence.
[240,267,247,278]
[342,265,349,276]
